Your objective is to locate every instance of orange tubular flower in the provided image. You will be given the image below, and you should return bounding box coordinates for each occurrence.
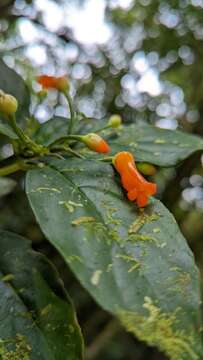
[82,133,110,153]
[37,75,69,91]
[113,151,157,207]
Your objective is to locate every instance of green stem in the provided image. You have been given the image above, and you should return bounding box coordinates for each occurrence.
[98,156,113,162]
[48,134,83,148]
[0,161,24,176]
[50,144,84,158]
[86,319,120,360]
[10,115,29,145]
[9,115,49,156]
[95,125,110,133]
[63,91,75,134]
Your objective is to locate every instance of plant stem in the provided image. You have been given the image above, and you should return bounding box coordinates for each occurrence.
[95,125,110,133]
[98,156,113,162]
[0,161,24,176]
[50,144,84,158]
[85,319,120,360]
[9,115,49,156]
[10,115,28,145]
[63,91,75,134]
[48,134,83,148]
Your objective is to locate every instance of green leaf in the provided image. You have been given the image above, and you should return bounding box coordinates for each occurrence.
[26,158,203,360]
[110,124,203,166]
[33,117,68,146]
[0,230,84,360]
[0,59,30,122]
[0,177,16,197]
[33,116,101,146]
[0,121,18,139]
[35,120,203,167]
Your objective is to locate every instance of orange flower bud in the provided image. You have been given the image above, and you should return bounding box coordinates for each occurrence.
[82,133,110,153]
[0,90,18,117]
[113,151,157,207]
[108,114,122,128]
[37,75,69,91]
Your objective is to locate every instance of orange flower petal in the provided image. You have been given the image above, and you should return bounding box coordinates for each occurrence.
[144,182,157,196]
[113,151,134,173]
[137,193,148,207]
[121,167,137,191]
[37,75,68,91]
[37,75,56,88]
[113,151,157,208]
[127,188,138,201]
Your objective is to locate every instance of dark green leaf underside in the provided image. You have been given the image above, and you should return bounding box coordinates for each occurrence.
[0,231,84,360]
[26,158,203,360]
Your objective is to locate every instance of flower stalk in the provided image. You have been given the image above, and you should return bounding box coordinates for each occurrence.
[0,160,25,176]
[63,91,75,134]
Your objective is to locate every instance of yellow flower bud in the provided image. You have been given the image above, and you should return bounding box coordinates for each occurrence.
[0,90,18,117]
[108,114,122,128]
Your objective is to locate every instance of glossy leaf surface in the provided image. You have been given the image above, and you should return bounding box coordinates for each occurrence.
[110,124,203,166]
[26,158,203,359]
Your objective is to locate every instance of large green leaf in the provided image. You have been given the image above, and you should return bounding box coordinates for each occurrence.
[0,230,84,360]
[35,119,203,167]
[0,59,30,122]
[26,158,203,360]
[110,124,203,166]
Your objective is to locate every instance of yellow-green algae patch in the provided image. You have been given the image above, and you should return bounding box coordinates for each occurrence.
[101,200,122,226]
[0,334,32,360]
[71,216,96,225]
[30,186,61,194]
[154,139,166,144]
[126,233,166,248]
[116,254,141,273]
[91,270,103,286]
[128,211,161,234]
[59,200,83,213]
[40,304,52,317]
[66,255,83,264]
[118,297,198,360]
[169,267,192,297]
